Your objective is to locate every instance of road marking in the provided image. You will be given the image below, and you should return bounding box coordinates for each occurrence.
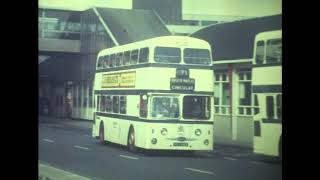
[223,157,237,161]
[42,138,54,143]
[184,168,216,175]
[74,145,89,150]
[119,155,139,160]
[204,153,213,157]
[251,161,266,165]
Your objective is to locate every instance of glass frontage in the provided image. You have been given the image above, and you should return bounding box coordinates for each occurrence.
[38,9,81,40]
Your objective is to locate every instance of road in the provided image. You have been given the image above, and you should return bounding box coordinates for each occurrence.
[39,120,282,180]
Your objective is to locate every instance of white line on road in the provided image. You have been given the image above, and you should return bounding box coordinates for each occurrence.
[43,138,54,143]
[119,155,139,160]
[184,168,216,175]
[74,145,89,150]
[251,161,266,165]
[223,157,237,161]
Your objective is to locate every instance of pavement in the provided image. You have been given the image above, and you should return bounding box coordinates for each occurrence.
[39,162,92,180]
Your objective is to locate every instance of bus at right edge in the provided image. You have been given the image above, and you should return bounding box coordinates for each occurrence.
[252,30,282,159]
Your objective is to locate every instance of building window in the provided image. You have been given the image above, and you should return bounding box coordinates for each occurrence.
[72,86,77,107]
[78,83,82,108]
[83,83,88,107]
[214,73,230,115]
[120,96,127,114]
[238,71,254,116]
[113,96,119,113]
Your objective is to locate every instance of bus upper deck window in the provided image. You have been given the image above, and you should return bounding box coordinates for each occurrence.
[184,48,211,65]
[154,47,181,63]
[116,52,123,67]
[255,41,265,65]
[124,51,131,66]
[104,55,109,68]
[110,54,116,67]
[130,50,138,65]
[139,48,149,63]
[266,39,282,64]
[107,56,112,68]
[97,57,103,69]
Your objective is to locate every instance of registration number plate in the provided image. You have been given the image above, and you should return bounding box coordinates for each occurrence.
[173,142,188,147]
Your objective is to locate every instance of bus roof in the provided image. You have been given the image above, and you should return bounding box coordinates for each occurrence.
[98,36,211,56]
[255,30,282,42]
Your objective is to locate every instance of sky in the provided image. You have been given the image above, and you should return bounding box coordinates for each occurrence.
[39,0,281,17]
[182,0,282,17]
[38,0,133,11]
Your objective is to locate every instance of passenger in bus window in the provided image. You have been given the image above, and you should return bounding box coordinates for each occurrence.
[103,58,108,68]
[169,102,179,118]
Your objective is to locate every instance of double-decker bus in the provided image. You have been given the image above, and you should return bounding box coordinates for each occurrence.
[91,36,214,152]
[252,30,282,158]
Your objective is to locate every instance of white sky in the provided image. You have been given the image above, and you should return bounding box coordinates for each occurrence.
[38,0,133,11]
[183,0,282,17]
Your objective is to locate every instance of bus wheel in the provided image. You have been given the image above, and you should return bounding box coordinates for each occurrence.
[279,138,282,161]
[127,128,137,152]
[99,123,105,145]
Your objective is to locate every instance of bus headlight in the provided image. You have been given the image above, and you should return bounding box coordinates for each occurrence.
[151,138,157,144]
[195,129,201,136]
[204,139,209,145]
[161,128,168,136]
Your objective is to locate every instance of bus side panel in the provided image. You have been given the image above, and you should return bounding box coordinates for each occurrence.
[253,94,282,156]
[117,95,141,146]
[254,123,281,156]
[252,67,282,86]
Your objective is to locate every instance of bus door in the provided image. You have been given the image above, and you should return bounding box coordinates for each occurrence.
[110,96,120,140]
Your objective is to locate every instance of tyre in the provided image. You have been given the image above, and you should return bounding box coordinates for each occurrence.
[99,123,105,145]
[279,138,282,161]
[127,127,137,153]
